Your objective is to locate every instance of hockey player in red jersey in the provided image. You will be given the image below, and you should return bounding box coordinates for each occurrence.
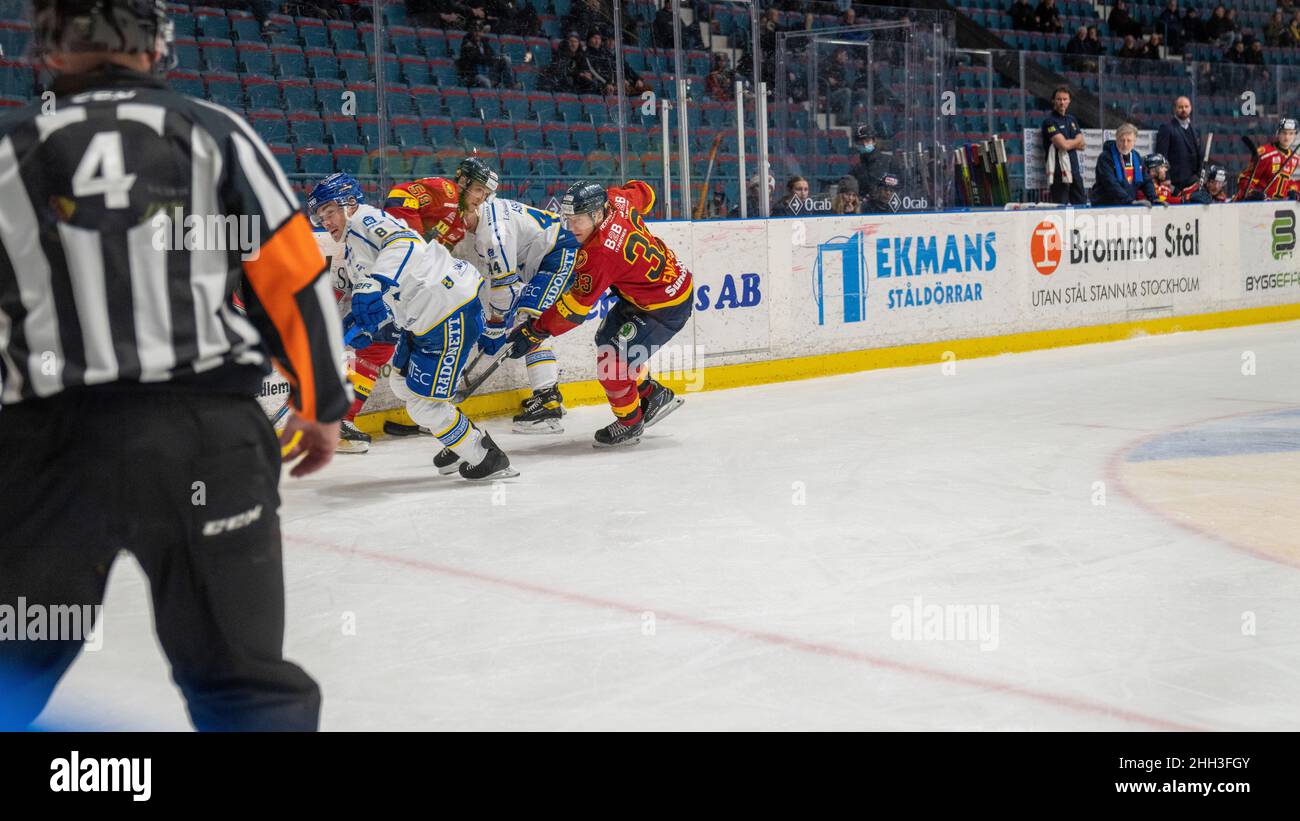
[1235,118,1300,201]
[382,158,497,248]
[1178,164,1230,204]
[1141,153,1179,203]
[503,180,692,447]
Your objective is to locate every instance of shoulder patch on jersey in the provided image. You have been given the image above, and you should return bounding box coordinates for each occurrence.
[443,181,456,197]
[575,249,588,268]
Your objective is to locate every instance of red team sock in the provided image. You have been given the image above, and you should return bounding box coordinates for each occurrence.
[344,342,394,422]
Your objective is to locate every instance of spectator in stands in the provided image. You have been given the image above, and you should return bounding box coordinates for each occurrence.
[1042,86,1088,205]
[1143,31,1165,58]
[821,47,853,119]
[1036,0,1064,34]
[831,176,860,214]
[652,1,702,50]
[731,167,775,218]
[1085,26,1105,55]
[1158,0,1185,52]
[575,30,617,96]
[1066,25,1097,72]
[759,7,784,59]
[1225,38,1248,63]
[1010,0,1037,32]
[1205,5,1232,45]
[457,23,512,88]
[540,31,583,92]
[1117,34,1145,59]
[1290,10,1300,45]
[1246,36,1267,65]
[1265,9,1291,46]
[1091,123,1161,206]
[1183,6,1205,43]
[706,52,736,101]
[774,176,811,216]
[1155,96,1203,188]
[1224,8,1242,45]
[1283,0,1298,13]
[841,7,858,27]
[851,125,885,196]
[212,0,278,34]
[563,0,610,41]
[1108,1,1142,39]
[621,55,650,97]
[497,0,541,37]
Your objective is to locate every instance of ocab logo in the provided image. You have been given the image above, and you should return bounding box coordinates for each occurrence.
[1030,219,1062,276]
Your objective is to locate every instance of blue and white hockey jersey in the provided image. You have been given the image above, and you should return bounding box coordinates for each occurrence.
[343,204,481,335]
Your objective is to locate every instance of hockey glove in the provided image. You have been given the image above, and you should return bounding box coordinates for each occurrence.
[478,313,512,355]
[351,275,398,335]
[341,313,374,349]
[504,318,549,359]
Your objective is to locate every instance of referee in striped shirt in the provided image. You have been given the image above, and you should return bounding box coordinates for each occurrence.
[0,0,350,730]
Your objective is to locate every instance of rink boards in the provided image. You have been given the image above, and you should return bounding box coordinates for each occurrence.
[318,201,1300,428]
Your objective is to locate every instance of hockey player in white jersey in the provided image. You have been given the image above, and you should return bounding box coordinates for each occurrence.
[455,157,579,433]
[308,173,517,480]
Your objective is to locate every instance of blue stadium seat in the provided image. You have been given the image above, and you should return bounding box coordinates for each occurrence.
[333,146,366,174]
[328,21,361,52]
[170,9,197,39]
[558,152,585,174]
[273,46,307,78]
[297,18,329,49]
[543,122,569,150]
[249,111,289,143]
[488,121,515,149]
[270,143,296,175]
[516,123,545,149]
[501,91,530,119]
[443,87,474,117]
[282,79,313,112]
[194,7,231,39]
[199,38,238,72]
[306,48,339,80]
[312,79,345,112]
[471,89,503,118]
[391,116,423,147]
[229,10,262,41]
[570,123,597,153]
[385,86,415,116]
[327,116,360,146]
[346,83,378,114]
[421,28,450,58]
[238,44,273,75]
[423,116,455,145]
[532,150,561,177]
[337,51,371,84]
[429,59,458,85]
[389,26,421,56]
[409,86,441,117]
[244,77,280,108]
[167,70,203,99]
[501,151,530,176]
[289,113,326,144]
[204,74,243,108]
[358,115,381,146]
[401,57,431,86]
[553,93,583,123]
[173,38,202,71]
[456,119,488,146]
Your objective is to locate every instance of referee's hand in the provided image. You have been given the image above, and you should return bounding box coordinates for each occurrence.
[279,414,339,477]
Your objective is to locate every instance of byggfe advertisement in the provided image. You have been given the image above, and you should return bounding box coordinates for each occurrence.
[1235,202,1300,305]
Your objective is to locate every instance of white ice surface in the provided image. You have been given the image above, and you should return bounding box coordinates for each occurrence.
[38,321,1300,730]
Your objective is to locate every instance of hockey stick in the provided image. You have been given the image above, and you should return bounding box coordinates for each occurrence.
[451,346,513,405]
[694,131,726,220]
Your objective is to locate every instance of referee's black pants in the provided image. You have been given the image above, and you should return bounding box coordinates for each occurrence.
[0,390,320,731]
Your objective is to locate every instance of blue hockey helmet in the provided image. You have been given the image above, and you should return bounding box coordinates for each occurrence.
[560,180,608,220]
[307,173,364,226]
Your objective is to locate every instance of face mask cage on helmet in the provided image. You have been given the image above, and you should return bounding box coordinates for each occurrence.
[307,174,365,228]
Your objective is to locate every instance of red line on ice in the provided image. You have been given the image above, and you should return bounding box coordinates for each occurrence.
[287,534,1204,731]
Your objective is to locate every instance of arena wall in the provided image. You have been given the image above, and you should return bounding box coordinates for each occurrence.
[308,203,1300,432]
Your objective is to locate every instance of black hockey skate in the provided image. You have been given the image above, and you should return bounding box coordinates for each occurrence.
[433,447,463,475]
[459,432,520,480]
[640,380,684,428]
[593,416,643,448]
[512,385,565,434]
[337,420,371,453]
